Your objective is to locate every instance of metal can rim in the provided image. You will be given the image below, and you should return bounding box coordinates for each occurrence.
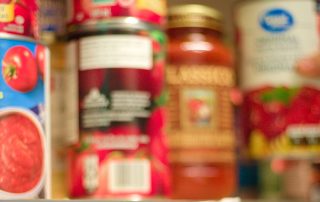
[0,33,37,43]
[67,17,163,38]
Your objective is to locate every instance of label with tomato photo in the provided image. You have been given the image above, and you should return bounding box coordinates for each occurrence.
[66,26,169,198]
[0,37,49,199]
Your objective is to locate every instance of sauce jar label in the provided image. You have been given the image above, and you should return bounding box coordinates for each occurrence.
[166,65,235,163]
[236,0,320,158]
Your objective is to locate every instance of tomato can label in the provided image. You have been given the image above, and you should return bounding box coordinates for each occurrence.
[66,28,170,198]
[67,0,166,28]
[0,36,50,198]
[236,0,320,158]
[0,0,38,38]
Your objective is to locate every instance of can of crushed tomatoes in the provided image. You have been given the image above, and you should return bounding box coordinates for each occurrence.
[0,34,50,199]
[235,0,320,159]
[66,17,169,198]
[66,0,166,32]
[0,0,38,38]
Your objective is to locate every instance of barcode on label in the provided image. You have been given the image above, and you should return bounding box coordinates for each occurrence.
[109,159,151,193]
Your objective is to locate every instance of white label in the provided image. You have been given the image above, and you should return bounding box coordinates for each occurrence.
[83,155,99,193]
[64,42,79,145]
[108,159,151,193]
[80,35,152,70]
[237,0,320,90]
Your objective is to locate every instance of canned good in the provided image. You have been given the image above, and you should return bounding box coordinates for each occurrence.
[38,0,66,42]
[0,0,38,38]
[66,17,169,198]
[0,34,50,199]
[66,0,166,31]
[235,0,320,159]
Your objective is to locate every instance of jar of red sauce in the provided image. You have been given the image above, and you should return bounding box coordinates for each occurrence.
[166,4,236,200]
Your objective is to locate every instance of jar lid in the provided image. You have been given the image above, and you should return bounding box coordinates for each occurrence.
[167,4,222,31]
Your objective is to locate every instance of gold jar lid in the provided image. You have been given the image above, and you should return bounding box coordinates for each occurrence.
[167,4,222,31]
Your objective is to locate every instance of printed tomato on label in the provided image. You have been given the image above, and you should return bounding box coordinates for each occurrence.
[68,142,98,197]
[35,45,46,80]
[151,61,164,98]
[2,46,38,93]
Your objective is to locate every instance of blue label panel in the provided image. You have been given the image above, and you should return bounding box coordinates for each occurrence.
[0,38,44,110]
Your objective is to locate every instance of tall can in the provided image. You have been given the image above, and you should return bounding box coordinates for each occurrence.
[0,34,50,199]
[66,17,169,198]
[235,0,320,159]
[67,0,166,29]
[167,4,236,200]
[0,0,38,38]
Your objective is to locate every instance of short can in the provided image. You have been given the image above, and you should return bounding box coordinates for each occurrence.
[66,0,166,31]
[0,34,50,199]
[66,17,169,198]
[0,0,38,38]
[235,0,320,159]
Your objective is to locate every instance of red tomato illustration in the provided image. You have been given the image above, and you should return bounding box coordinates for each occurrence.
[35,45,46,80]
[2,46,38,93]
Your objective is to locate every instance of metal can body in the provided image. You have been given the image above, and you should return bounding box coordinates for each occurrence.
[66,18,169,198]
[67,0,166,29]
[235,0,320,159]
[0,34,50,199]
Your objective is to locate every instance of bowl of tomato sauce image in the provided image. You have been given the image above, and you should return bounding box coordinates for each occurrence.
[0,108,45,199]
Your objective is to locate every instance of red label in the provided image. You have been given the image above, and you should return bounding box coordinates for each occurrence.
[67,0,166,27]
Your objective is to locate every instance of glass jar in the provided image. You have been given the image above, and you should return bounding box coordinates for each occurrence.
[166,4,236,200]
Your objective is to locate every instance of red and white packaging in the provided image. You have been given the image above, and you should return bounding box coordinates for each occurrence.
[65,20,170,199]
[67,0,166,29]
[0,0,38,38]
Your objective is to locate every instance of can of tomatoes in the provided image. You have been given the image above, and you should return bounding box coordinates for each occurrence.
[0,34,50,199]
[235,0,320,159]
[66,0,166,31]
[0,0,38,38]
[38,0,66,41]
[66,17,169,198]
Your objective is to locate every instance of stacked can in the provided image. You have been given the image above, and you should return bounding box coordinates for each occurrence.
[38,0,68,198]
[0,0,50,199]
[65,0,169,199]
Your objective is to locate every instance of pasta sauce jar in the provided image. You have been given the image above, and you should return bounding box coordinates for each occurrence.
[166,4,236,200]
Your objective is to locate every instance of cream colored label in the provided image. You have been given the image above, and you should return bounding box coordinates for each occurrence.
[80,35,152,70]
[0,3,14,22]
[65,42,79,145]
[167,65,235,163]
